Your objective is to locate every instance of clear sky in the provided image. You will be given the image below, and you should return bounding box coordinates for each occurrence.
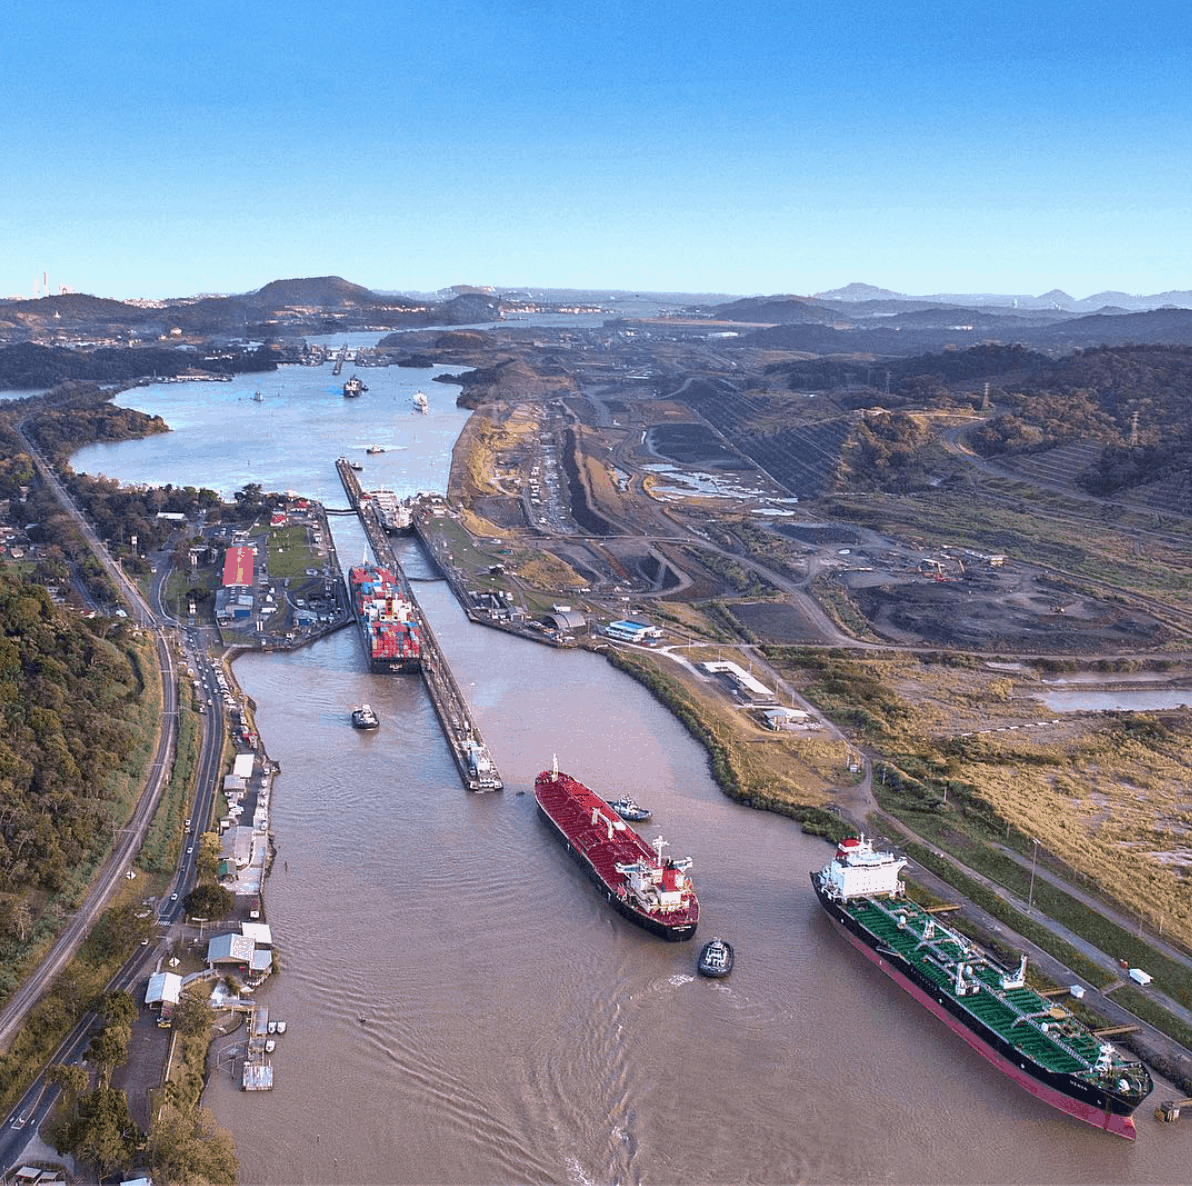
[3,1,1190,301]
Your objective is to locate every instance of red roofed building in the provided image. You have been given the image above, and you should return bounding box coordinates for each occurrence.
[222,545,255,588]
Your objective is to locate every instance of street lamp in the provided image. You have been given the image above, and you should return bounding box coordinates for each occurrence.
[1027,838,1040,913]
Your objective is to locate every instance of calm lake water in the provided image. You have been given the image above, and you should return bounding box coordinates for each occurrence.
[71,360,1188,1183]
[1039,690,1192,713]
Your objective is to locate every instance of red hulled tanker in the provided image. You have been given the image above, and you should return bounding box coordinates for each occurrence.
[349,562,422,674]
[535,760,698,941]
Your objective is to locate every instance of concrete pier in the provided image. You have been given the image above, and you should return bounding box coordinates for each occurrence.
[335,459,503,791]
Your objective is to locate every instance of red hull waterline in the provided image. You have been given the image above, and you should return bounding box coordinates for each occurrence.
[831,916,1137,1138]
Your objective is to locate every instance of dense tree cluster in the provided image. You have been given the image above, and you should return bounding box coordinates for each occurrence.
[13,399,221,568]
[26,400,169,460]
[59,1083,142,1176]
[0,575,149,931]
[1010,344,1192,440]
[46,992,144,1175]
[0,342,277,391]
[147,1101,238,1184]
[844,411,935,492]
[68,472,219,559]
[772,343,1058,401]
[967,389,1121,455]
[962,346,1192,504]
[1079,430,1192,499]
[183,882,234,920]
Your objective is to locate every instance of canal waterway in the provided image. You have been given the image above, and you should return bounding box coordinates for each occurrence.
[72,365,1188,1183]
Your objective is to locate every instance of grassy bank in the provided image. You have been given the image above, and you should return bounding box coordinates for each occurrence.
[761,646,1192,952]
[605,647,848,840]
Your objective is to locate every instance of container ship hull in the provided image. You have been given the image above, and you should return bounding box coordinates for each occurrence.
[349,563,422,675]
[811,839,1151,1139]
[535,765,697,942]
[355,619,420,673]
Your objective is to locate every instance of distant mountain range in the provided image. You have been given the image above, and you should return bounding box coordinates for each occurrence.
[811,281,1192,313]
[0,276,505,339]
[3,275,1189,356]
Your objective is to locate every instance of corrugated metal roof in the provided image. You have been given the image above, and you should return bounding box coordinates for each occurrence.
[145,970,183,1005]
[222,545,255,587]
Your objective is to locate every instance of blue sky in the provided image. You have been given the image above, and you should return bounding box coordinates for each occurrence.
[3,1,1190,300]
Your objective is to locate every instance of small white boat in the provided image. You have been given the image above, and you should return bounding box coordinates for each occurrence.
[267,1020,277,1034]
[275,1020,287,1034]
[265,1038,276,1053]
[413,389,429,414]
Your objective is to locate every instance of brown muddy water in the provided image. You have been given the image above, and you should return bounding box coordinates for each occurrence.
[207,568,1187,1186]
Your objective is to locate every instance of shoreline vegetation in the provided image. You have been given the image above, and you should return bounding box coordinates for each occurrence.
[0,389,242,1179]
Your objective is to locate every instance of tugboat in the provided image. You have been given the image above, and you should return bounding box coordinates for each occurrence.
[697,937,734,978]
[343,374,368,398]
[607,796,651,822]
[366,444,385,454]
[351,704,380,730]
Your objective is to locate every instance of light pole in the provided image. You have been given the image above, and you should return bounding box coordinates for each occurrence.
[1027,838,1039,913]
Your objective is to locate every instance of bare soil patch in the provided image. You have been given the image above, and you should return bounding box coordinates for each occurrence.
[847,571,1172,653]
[730,599,832,644]
[647,423,753,469]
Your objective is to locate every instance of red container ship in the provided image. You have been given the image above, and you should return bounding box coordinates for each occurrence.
[349,562,422,674]
[534,759,698,941]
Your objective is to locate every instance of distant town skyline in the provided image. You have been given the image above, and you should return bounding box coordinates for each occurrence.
[3,2,1189,302]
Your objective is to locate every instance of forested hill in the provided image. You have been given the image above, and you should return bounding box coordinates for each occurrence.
[0,342,276,391]
[0,577,154,968]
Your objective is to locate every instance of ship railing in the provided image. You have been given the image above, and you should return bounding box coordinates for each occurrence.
[864,881,1113,1076]
[868,895,973,960]
[966,985,1095,1070]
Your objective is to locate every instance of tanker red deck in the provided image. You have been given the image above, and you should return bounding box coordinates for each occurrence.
[535,762,698,941]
